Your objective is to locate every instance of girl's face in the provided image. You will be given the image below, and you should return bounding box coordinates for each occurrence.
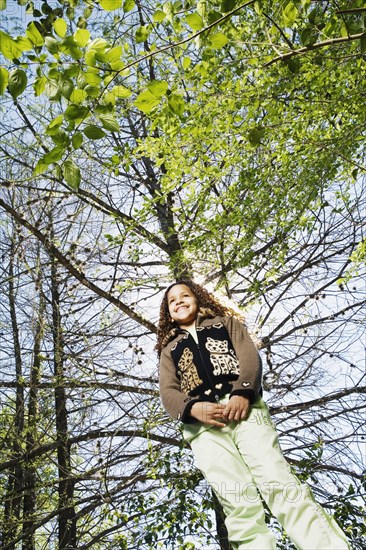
[167,284,199,329]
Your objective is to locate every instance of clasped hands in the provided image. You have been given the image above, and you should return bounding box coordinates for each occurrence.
[189,395,250,427]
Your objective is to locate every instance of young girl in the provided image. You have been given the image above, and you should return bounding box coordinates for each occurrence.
[157,280,350,550]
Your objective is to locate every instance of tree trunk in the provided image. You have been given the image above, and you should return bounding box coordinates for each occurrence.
[50,244,77,549]
[22,250,45,550]
[212,490,231,550]
[2,240,25,549]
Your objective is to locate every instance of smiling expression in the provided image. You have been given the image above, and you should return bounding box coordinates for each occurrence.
[167,284,199,329]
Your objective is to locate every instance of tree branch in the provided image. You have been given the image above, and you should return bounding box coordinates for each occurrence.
[265,32,365,67]
[269,385,366,416]
[0,197,157,333]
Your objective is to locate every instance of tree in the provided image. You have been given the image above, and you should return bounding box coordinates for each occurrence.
[0,0,365,548]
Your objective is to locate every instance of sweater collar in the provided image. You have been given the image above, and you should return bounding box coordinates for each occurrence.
[161,307,217,348]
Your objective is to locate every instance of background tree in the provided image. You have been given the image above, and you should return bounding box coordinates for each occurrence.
[1,0,365,548]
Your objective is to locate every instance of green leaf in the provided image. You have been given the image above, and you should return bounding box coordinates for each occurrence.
[83,69,101,86]
[53,18,67,38]
[361,34,366,55]
[33,160,48,176]
[221,0,236,13]
[44,80,61,100]
[162,2,174,24]
[182,57,191,69]
[70,88,87,103]
[46,115,64,135]
[111,85,132,98]
[186,13,204,31]
[48,68,61,80]
[248,126,265,146]
[153,10,166,22]
[54,164,63,181]
[301,0,311,12]
[63,159,81,190]
[7,68,27,99]
[106,55,125,71]
[65,65,79,79]
[123,0,135,12]
[209,32,229,49]
[64,104,89,121]
[100,0,123,10]
[106,45,123,65]
[98,113,120,132]
[87,37,108,51]
[134,90,161,114]
[207,10,223,25]
[26,22,44,46]
[34,76,46,96]
[59,77,74,99]
[49,115,64,129]
[45,36,60,55]
[85,49,96,66]
[60,36,83,60]
[282,2,299,26]
[72,132,83,149]
[147,80,168,98]
[308,5,324,26]
[51,133,69,147]
[74,28,90,47]
[135,26,149,43]
[168,94,185,118]
[85,85,100,98]
[286,57,301,74]
[0,67,9,95]
[0,0,6,10]
[94,49,107,62]
[323,18,337,38]
[83,125,106,139]
[14,36,33,51]
[300,27,318,46]
[0,30,22,60]
[340,23,348,39]
[41,146,65,165]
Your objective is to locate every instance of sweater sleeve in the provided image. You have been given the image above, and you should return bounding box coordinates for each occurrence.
[222,316,262,403]
[159,346,201,422]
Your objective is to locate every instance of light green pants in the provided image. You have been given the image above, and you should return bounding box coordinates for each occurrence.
[183,398,350,550]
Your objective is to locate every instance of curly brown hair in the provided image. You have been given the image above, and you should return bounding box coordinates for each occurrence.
[156,280,244,356]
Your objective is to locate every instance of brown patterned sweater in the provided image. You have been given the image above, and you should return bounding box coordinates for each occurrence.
[159,313,262,422]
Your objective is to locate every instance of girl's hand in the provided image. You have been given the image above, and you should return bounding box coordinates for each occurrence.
[222,396,250,422]
[190,401,227,427]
